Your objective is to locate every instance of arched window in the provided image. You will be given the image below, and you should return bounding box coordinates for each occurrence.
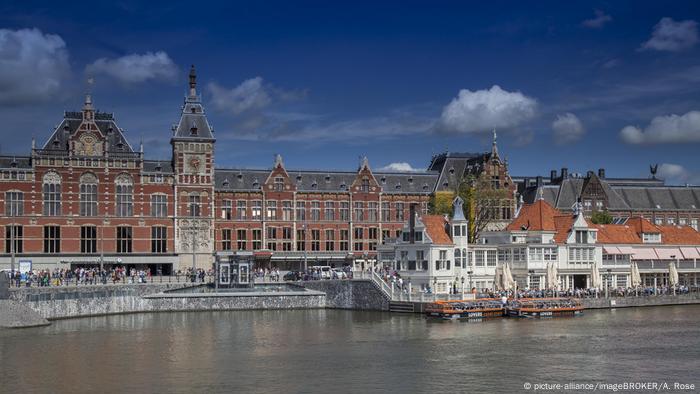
[79,172,98,216]
[462,248,468,268]
[115,174,133,217]
[43,172,61,216]
[455,248,461,268]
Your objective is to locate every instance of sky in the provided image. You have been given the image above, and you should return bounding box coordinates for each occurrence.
[2,1,700,183]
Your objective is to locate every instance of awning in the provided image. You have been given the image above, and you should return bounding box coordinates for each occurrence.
[631,248,658,260]
[603,246,621,255]
[617,246,635,255]
[680,247,700,259]
[654,248,682,260]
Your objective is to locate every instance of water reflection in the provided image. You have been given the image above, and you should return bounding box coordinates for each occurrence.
[1,306,698,393]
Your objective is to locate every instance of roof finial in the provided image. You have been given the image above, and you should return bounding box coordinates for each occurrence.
[572,196,583,216]
[359,155,370,171]
[537,186,544,201]
[491,129,499,158]
[189,64,197,97]
[274,153,283,168]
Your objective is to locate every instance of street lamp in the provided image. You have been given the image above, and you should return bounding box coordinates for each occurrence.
[461,276,465,298]
[467,269,473,292]
[605,268,612,298]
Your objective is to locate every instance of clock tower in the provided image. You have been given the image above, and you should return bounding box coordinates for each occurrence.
[171,65,216,269]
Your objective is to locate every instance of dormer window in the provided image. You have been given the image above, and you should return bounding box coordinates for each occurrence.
[443,181,449,188]
[252,179,259,189]
[380,176,386,184]
[296,175,302,182]
[237,172,243,180]
[191,107,196,113]
[222,178,230,187]
[575,230,589,244]
[325,175,331,183]
[422,184,429,191]
[117,142,124,150]
[449,167,455,175]
[311,181,318,189]
[408,176,413,184]
[339,183,347,191]
[395,183,401,190]
[642,233,661,243]
[190,126,198,136]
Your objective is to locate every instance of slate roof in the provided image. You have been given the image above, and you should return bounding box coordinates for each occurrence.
[427,151,488,191]
[171,95,215,141]
[521,175,700,212]
[214,168,439,194]
[143,160,174,174]
[0,156,32,169]
[41,110,135,154]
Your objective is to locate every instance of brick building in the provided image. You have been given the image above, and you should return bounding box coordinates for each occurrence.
[0,67,446,273]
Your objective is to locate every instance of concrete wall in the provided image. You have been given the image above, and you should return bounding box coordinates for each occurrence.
[302,280,390,311]
[582,293,700,309]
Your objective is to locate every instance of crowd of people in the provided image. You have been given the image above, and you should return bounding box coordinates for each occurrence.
[254,267,281,282]
[4,266,214,287]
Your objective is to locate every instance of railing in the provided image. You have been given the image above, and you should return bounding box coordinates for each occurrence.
[352,271,476,303]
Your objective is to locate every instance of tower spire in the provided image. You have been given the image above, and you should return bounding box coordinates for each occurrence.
[189,64,197,97]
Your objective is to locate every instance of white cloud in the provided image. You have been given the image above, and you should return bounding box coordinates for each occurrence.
[437,85,537,134]
[620,110,700,144]
[641,17,699,52]
[552,113,585,144]
[657,163,700,185]
[377,162,420,172]
[582,9,612,29]
[0,28,70,104]
[207,77,271,114]
[86,51,178,83]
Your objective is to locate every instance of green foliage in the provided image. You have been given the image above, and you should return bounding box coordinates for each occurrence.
[590,210,613,224]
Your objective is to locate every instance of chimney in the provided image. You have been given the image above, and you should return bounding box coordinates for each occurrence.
[598,168,605,179]
[408,204,416,244]
[586,170,594,178]
[561,167,568,179]
[550,170,557,182]
[536,176,543,188]
[523,177,530,188]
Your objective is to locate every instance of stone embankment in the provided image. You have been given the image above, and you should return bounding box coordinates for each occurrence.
[1,279,390,328]
[582,293,700,309]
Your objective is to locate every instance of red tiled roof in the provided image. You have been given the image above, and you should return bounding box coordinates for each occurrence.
[553,215,575,243]
[658,225,700,245]
[626,217,661,234]
[592,224,642,244]
[507,200,560,232]
[421,215,453,245]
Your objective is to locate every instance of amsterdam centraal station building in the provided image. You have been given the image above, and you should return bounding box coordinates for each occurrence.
[1,68,699,274]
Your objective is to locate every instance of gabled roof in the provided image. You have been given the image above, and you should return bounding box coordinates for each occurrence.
[41,108,134,154]
[420,215,452,245]
[507,200,559,232]
[626,217,661,234]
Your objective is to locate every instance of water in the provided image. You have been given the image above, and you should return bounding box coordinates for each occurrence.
[1,306,698,394]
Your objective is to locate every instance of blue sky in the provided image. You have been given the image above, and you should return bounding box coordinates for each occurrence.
[2,1,700,183]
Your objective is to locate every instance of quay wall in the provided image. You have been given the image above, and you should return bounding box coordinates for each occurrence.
[302,280,390,311]
[582,293,700,309]
[7,283,325,321]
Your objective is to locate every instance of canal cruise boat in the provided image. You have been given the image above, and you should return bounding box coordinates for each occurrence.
[506,298,584,318]
[425,299,505,320]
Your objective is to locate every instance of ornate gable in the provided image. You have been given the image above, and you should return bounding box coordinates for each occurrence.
[351,156,380,193]
[263,154,296,192]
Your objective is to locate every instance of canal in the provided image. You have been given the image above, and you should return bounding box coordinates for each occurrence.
[1,306,698,393]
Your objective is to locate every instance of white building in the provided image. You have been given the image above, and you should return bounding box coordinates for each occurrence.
[475,199,700,290]
[377,198,469,294]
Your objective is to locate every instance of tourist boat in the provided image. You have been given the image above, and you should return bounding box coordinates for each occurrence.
[425,299,505,320]
[506,298,583,318]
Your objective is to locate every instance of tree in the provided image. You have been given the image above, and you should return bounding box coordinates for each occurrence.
[590,210,613,224]
[429,174,511,243]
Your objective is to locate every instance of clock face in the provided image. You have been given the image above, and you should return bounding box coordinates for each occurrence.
[186,154,205,174]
